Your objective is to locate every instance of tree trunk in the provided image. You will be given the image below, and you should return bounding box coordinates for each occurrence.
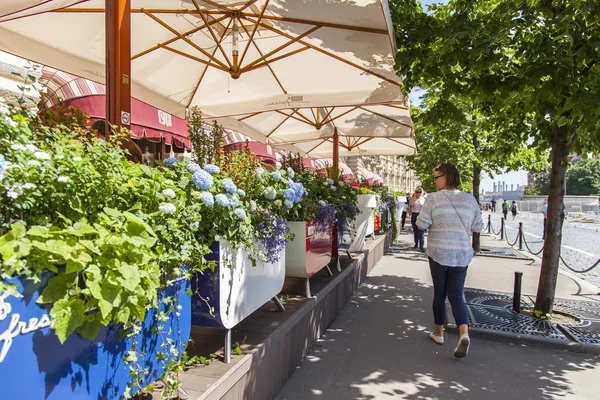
[534,123,569,316]
[472,131,481,252]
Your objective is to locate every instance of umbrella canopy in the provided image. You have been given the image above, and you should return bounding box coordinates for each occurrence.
[0,1,82,22]
[0,0,403,119]
[215,103,416,157]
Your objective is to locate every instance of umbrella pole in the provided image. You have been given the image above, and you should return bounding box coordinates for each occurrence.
[105,0,131,134]
[332,128,340,259]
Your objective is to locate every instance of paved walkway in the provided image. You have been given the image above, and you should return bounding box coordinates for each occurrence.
[274,231,600,400]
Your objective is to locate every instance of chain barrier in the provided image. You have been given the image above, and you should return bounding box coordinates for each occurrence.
[559,254,600,273]
[487,215,600,274]
[489,219,502,236]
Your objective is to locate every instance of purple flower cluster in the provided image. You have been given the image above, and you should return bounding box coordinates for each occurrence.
[255,215,289,264]
[315,204,337,232]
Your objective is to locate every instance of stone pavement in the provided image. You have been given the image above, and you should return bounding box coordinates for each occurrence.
[274,231,600,400]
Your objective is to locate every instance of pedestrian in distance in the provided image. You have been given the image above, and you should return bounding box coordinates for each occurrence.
[401,197,409,230]
[410,187,425,251]
[417,163,484,359]
[502,199,510,220]
[491,198,496,213]
[511,201,519,220]
[542,199,548,240]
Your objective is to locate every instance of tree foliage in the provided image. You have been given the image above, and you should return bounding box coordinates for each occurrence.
[391,0,600,315]
[566,158,600,195]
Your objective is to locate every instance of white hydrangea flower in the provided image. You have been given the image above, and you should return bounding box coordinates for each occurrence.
[26,160,41,167]
[159,202,177,215]
[25,144,38,152]
[6,190,19,199]
[22,183,36,190]
[162,188,176,199]
[57,176,70,183]
[10,144,27,151]
[33,151,51,160]
[54,155,65,160]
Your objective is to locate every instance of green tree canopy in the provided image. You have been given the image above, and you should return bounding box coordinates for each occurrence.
[566,158,600,195]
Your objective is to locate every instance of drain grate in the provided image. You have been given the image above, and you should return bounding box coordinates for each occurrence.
[463,288,600,345]
[560,322,600,345]
[477,246,523,258]
[468,305,567,340]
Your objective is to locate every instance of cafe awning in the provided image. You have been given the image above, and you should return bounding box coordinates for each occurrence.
[41,67,191,149]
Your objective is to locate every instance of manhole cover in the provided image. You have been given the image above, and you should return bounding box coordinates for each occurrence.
[560,321,600,345]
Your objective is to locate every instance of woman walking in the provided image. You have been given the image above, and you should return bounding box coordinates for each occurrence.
[417,164,483,358]
[409,187,425,251]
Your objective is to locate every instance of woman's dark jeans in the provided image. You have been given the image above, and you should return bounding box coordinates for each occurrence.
[411,212,424,248]
[429,257,469,327]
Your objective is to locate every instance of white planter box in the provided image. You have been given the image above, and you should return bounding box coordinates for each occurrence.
[350,195,377,252]
[192,240,285,330]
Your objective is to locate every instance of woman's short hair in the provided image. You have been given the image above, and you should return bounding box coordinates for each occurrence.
[435,163,461,189]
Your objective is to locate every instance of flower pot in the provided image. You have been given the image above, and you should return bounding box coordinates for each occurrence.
[0,275,191,400]
[191,241,285,330]
[285,221,333,297]
[349,195,377,252]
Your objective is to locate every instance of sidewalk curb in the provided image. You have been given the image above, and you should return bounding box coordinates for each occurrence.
[446,325,600,356]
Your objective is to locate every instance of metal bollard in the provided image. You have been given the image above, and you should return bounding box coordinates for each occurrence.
[500,218,505,240]
[518,222,523,250]
[513,271,523,313]
[488,214,491,234]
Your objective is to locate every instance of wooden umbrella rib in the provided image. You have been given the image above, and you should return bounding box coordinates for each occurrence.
[52,8,225,14]
[239,111,263,121]
[325,106,359,124]
[384,103,410,111]
[192,0,232,69]
[388,137,416,149]
[275,110,315,127]
[240,25,320,71]
[239,0,270,67]
[291,109,317,126]
[200,0,231,12]
[322,107,336,124]
[246,17,402,88]
[141,9,229,71]
[186,18,233,107]
[162,45,228,72]
[241,13,388,35]
[266,114,292,138]
[132,14,228,60]
[357,106,413,130]
[239,22,287,94]
[305,139,328,155]
[241,47,310,73]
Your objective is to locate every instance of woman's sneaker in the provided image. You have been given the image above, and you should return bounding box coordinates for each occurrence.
[429,332,444,345]
[453,334,470,358]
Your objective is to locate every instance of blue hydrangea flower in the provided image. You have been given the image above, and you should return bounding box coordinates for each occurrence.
[186,162,201,173]
[192,169,214,190]
[326,178,334,185]
[263,186,277,200]
[200,191,214,206]
[255,167,265,177]
[237,189,246,197]
[319,200,327,207]
[203,164,220,174]
[272,170,281,182]
[163,157,179,167]
[215,194,229,207]
[234,208,247,219]
[284,200,294,209]
[226,193,239,207]
[190,221,199,229]
[283,189,296,202]
[287,168,295,179]
[331,185,337,191]
[222,178,237,193]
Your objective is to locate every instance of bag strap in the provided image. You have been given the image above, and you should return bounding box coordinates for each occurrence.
[441,191,471,238]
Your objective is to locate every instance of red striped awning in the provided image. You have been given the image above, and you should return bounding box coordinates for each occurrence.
[223,129,276,163]
[41,67,191,149]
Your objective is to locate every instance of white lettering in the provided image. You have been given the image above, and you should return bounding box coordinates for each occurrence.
[0,295,51,363]
[158,110,173,127]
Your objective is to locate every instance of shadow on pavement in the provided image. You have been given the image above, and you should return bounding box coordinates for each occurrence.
[274,269,600,400]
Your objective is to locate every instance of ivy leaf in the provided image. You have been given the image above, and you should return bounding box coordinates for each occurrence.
[129,298,147,321]
[37,273,77,304]
[36,240,75,260]
[27,226,52,238]
[65,260,84,274]
[103,207,123,220]
[118,262,141,292]
[67,222,97,237]
[115,307,131,325]
[140,164,153,177]
[0,222,30,261]
[123,211,157,237]
[51,298,85,343]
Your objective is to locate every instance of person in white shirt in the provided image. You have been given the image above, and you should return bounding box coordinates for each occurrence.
[542,200,548,240]
[401,198,409,230]
[409,187,425,250]
[417,163,483,359]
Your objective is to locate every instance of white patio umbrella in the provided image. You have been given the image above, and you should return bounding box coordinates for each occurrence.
[0,0,404,119]
[0,1,82,22]
[213,102,416,157]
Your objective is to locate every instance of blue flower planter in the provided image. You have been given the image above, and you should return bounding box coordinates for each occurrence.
[0,275,191,400]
